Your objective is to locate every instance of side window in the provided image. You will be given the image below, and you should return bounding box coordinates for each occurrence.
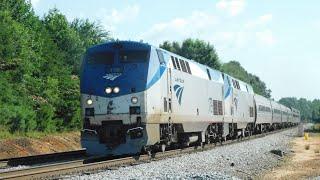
[156,49,165,64]
[185,61,192,74]
[175,57,181,71]
[171,56,177,69]
[249,107,253,117]
[206,69,211,80]
[179,59,187,72]
[259,105,263,112]
[163,98,167,112]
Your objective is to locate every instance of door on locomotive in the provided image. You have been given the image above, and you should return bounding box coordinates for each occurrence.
[157,50,176,149]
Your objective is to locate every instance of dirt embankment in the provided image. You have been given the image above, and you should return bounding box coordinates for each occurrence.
[0,132,81,159]
[260,133,320,179]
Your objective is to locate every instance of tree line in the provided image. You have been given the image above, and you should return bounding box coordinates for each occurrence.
[279,98,320,123]
[160,40,319,123]
[160,40,271,98]
[0,0,318,135]
[0,0,108,133]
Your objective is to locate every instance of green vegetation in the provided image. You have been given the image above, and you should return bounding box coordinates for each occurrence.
[279,98,320,123]
[0,0,108,135]
[160,39,221,70]
[0,126,75,139]
[160,39,271,98]
[221,61,271,98]
[1,1,317,138]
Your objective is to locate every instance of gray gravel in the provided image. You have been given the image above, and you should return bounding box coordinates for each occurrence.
[0,165,29,173]
[67,128,297,180]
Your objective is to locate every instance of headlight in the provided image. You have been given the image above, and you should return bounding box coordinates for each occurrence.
[105,87,112,94]
[113,87,120,93]
[131,97,138,104]
[86,99,93,105]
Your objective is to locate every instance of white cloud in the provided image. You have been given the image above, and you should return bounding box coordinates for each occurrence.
[140,9,275,60]
[30,0,40,7]
[97,5,140,32]
[256,29,276,45]
[108,5,140,24]
[245,14,273,28]
[141,11,219,44]
[216,0,246,16]
[241,14,276,46]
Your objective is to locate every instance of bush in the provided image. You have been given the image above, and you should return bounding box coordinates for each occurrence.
[0,0,109,135]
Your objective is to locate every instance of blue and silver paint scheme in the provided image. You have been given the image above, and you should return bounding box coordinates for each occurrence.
[80,41,166,155]
[80,41,299,156]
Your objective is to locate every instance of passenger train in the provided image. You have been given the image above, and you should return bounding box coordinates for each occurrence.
[80,41,300,156]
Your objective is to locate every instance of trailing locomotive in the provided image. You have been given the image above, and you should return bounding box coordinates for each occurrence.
[80,41,300,156]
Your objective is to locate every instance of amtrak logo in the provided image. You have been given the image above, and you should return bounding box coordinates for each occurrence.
[174,84,184,105]
[103,73,121,81]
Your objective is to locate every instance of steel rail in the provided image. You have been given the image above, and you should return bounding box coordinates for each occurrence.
[0,127,297,180]
[0,149,86,167]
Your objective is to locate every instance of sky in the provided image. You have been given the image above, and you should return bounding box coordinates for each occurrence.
[30,0,320,100]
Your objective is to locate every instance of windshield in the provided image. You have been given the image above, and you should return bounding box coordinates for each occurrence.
[87,51,114,65]
[119,50,149,63]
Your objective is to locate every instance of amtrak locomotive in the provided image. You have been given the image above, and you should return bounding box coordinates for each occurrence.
[80,41,300,156]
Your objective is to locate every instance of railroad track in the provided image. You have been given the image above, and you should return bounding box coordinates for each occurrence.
[0,127,297,180]
[0,149,87,168]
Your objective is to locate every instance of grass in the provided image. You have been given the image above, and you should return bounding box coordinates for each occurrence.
[0,130,49,140]
[0,127,79,140]
[305,123,320,133]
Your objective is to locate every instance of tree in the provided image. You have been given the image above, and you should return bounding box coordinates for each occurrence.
[312,99,320,123]
[0,0,109,134]
[160,40,271,97]
[160,39,221,70]
[279,97,320,122]
[71,19,109,48]
[221,61,272,98]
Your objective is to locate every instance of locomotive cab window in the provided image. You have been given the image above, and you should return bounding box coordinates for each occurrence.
[157,49,165,64]
[87,51,114,65]
[119,50,149,63]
